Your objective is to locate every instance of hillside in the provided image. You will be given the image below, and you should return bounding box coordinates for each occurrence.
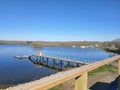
[113,38,120,42]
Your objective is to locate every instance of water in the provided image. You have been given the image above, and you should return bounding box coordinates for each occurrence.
[0,44,115,85]
[37,46,115,63]
[0,44,57,85]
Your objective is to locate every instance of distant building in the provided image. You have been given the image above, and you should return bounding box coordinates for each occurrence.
[72,45,75,48]
[80,46,86,48]
[80,44,98,48]
[37,51,42,56]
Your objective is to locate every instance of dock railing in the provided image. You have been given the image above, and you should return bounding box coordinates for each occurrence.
[8,55,120,90]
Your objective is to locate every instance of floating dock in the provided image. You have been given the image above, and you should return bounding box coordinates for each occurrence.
[14,55,29,59]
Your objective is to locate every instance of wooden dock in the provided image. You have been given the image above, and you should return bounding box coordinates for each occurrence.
[28,54,89,70]
[14,52,88,70]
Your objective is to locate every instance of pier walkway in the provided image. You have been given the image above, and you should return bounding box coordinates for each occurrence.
[14,51,88,70]
[29,54,88,70]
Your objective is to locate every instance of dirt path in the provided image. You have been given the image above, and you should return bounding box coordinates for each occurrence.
[88,62,118,90]
[88,71,117,90]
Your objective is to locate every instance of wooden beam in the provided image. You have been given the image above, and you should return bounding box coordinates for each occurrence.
[75,72,87,90]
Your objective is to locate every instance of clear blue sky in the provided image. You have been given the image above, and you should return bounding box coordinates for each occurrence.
[0,0,120,41]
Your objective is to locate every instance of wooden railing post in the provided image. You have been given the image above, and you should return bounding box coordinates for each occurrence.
[75,72,88,90]
[118,59,120,90]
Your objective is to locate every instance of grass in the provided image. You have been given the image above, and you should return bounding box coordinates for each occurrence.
[88,64,117,76]
[49,84,63,90]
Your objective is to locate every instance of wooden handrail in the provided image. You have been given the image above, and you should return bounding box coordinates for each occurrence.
[7,55,120,90]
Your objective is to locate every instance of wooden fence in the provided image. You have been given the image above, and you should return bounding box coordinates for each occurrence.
[7,55,120,90]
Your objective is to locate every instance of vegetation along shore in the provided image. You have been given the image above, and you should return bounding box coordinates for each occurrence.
[0,38,120,54]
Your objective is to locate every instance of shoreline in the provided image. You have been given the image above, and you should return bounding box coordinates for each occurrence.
[0,85,16,89]
[0,41,119,54]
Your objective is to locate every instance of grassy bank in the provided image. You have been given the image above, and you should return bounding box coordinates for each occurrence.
[49,84,63,90]
[29,41,99,47]
[88,64,117,76]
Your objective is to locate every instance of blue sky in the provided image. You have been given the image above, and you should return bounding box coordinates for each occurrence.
[0,0,120,41]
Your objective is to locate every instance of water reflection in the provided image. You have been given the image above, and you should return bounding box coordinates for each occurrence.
[28,55,65,71]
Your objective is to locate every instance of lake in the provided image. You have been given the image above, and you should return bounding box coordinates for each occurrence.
[0,44,115,85]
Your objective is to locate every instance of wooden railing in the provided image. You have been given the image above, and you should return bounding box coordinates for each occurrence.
[7,55,120,90]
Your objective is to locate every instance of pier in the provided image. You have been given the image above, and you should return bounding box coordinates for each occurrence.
[29,55,88,70]
[14,51,88,70]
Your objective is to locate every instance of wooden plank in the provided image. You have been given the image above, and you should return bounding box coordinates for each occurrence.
[7,55,120,90]
[118,59,120,90]
[75,72,87,90]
